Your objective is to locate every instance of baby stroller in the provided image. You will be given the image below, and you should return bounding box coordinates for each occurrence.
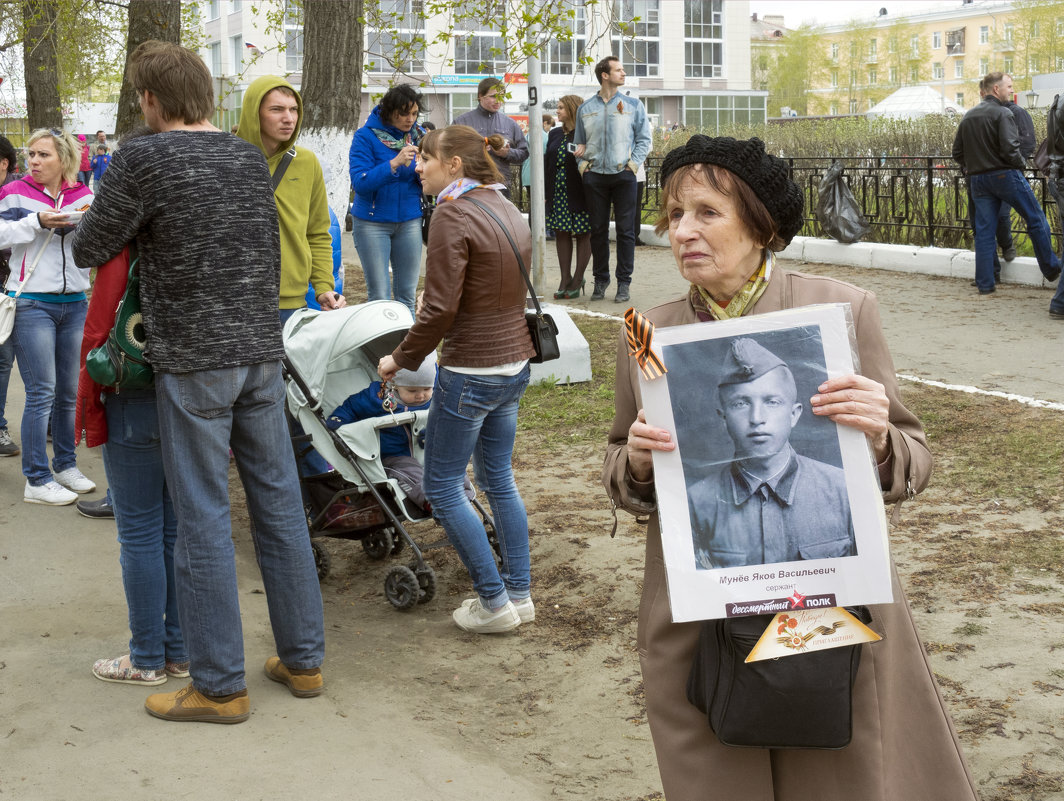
[281,301,497,611]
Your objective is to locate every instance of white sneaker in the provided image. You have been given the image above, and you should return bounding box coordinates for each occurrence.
[24,480,77,506]
[54,468,96,494]
[452,598,521,634]
[462,596,535,624]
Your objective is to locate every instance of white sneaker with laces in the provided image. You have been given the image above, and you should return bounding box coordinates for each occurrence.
[24,480,78,506]
[452,598,521,633]
[54,468,96,494]
[462,596,535,624]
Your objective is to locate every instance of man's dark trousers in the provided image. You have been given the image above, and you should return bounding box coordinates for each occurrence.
[583,170,637,289]
[970,169,1061,292]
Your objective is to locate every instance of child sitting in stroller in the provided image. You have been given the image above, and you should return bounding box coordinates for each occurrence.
[326,352,435,508]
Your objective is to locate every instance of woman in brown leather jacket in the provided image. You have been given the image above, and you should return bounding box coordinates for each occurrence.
[378,125,537,635]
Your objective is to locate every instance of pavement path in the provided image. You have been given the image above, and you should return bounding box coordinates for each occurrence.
[1,236,1059,800]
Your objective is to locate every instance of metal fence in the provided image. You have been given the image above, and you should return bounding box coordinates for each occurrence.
[515,154,1063,252]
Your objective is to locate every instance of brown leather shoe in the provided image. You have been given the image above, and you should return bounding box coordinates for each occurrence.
[144,683,249,724]
[264,656,324,698]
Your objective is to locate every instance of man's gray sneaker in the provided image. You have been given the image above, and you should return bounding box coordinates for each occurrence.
[614,284,631,303]
[590,281,609,301]
[77,497,115,519]
[0,426,19,457]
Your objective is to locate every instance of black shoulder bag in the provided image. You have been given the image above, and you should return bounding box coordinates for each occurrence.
[686,606,873,750]
[465,195,560,363]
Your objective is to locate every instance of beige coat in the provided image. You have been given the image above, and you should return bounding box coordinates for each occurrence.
[603,268,980,801]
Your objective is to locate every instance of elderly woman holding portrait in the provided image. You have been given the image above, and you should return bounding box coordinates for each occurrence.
[603,135,978,801]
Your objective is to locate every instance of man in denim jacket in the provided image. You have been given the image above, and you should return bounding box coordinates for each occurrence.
[574,56,651,303]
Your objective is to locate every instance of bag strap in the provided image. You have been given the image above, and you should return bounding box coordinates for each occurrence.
[464,195,544,317]
[13,229,57,299]
[271,148,296,192]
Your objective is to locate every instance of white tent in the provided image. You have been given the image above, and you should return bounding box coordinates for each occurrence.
[866,86,965,119]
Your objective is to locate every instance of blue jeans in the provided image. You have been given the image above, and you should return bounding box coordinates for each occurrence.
[970,170,1060,292]
[155,362,324,695]
[102,389,185,671]
[278,307,331,476]
[0,335,13,429]
[352,217,422,315]
[11,298,86,484]
[423,365,531,609]
[583,170,637,287]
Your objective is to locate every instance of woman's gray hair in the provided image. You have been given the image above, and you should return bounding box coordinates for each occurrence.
[27,127,81,185]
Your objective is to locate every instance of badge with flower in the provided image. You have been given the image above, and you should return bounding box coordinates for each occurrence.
[745,607,882,663]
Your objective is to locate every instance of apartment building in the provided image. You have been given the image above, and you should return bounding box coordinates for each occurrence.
[198,0,767,131]
[803,0,1064,116]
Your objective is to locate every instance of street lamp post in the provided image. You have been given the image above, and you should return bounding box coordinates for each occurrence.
[1026,88,1039,108]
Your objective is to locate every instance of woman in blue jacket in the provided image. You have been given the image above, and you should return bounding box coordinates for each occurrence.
[349,85,424,315]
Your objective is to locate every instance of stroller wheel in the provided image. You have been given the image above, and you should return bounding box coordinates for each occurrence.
[362,528,395,560]
[384,565,419,611]
[312,541,331,581]
[390,533,405,557]
[410,561,437,604]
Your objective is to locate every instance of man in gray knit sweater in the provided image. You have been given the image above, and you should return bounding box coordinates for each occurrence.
[72,41,325,724]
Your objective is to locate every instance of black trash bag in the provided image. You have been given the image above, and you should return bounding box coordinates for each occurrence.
[815,160,870,244]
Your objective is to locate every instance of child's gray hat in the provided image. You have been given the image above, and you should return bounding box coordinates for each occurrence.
[394,351,437,387]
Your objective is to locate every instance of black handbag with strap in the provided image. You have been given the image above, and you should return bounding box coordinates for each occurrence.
[465,195,560,363]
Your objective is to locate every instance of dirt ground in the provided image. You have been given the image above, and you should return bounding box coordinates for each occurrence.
[1,246,1063,800]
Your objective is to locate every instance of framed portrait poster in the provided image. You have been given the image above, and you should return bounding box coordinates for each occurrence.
[639,303,893,623]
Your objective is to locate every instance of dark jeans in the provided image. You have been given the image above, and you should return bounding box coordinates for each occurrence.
[966,179,1002,280]
[583,170,637,287]
[970,170,1061,292]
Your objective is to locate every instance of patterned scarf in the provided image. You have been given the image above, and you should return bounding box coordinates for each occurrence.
[690,250,774,321]
[437,177,507,203]
[370,124,423,151]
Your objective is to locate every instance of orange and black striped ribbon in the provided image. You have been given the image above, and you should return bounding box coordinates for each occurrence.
[624,307,667,381]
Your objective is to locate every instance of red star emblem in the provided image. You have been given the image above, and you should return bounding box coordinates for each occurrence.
[788,591,806,608]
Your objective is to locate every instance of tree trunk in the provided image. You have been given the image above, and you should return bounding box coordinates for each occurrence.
[114,1,182,137]
[23,0,61,131]
[300,0,363,133]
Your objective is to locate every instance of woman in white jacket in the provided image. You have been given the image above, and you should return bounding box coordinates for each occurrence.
[0,128,95,505]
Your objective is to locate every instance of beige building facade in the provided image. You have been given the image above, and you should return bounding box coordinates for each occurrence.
[801,0,1064,116]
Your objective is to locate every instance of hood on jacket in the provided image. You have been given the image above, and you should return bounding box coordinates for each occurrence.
[237,75,302,160]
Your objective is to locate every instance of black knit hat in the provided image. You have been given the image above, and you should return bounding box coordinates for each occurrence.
[659,135,805,246]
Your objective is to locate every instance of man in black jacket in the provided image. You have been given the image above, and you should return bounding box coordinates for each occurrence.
[994,95,1037,261]
[953,72,1061,294]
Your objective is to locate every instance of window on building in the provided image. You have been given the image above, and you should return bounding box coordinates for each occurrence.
[956,92,964,106]
[454,34,507,74]
[208,41,221,76]
[1004,23,1013,42]
[366,0,426,73]
[1058,55,1064,71]
[612,1,660,77]
[831,70,838,87]
[1029,56,1039,73]
[849,69,857,86]
[230,35,242,73]
[932,31,941,49]
[684,0,723,79]
[1033,21,1040,36]
[206,1,219,20]
[284,2,303,72]
[910,34,919,57]
[979,57,989,74]
[909,65,918,82]
[887,37,896,54]
[683,93,767,130]
[979,25,988,44]
[228,0,241,12]
[954,59,963,78]
[868,68,877,85]
[932,62,943,79]
[541,6,586,75]
[1004,57,1013,72]
[849,99,858,114]
[830,103,838,115]
[1057,18,1064,36]
[451,93,478,118]
[889,66,898,83]
[868,38,877,61]
[831,42,839,61]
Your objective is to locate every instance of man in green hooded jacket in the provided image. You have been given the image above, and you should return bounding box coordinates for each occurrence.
[238,75,344,320]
